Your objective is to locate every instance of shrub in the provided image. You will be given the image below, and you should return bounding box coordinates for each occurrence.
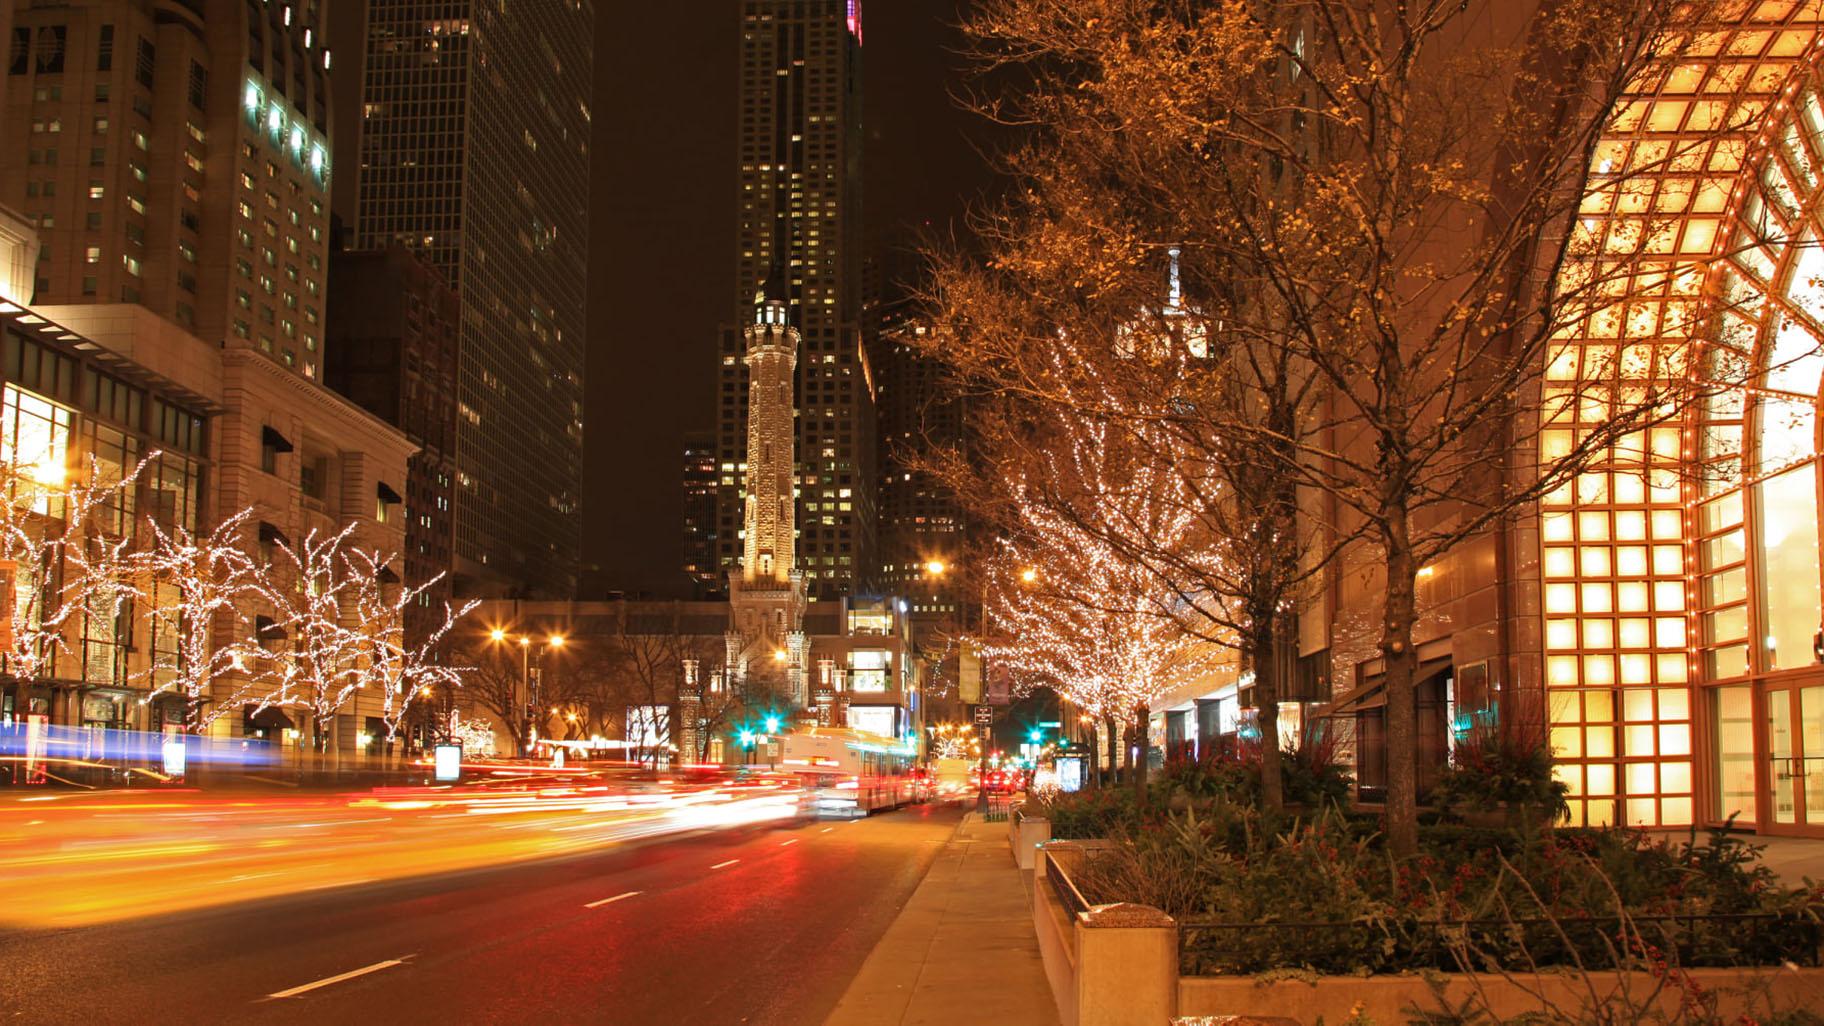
[1065,804,1824,976]
[1433,724,1569,830]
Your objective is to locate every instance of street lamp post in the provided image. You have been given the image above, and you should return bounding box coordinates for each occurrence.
[488,628,567,759]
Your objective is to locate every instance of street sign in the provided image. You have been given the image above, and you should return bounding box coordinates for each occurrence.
[973,705,993,726]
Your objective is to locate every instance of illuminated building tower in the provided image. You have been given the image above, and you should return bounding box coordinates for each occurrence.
[353,0,592,598]
[726,283,807,709]
[715,0,875,601]
[1,0,335,376]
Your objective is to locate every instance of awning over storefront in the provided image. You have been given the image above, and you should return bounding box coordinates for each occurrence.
[1319,657,1452,717]
[257,521,289,547]
[244,705,293,730]
[261,425,294,453]
[377,481,402,505]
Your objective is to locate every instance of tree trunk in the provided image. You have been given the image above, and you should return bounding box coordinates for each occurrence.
[1104,715,1120,786]
[1250,615,1285,815]
[1133,703,1150,802]
[1382,518,1421,857]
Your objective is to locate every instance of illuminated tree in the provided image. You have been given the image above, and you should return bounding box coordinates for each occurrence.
[247,525,374,753]
[133,508,266,732]
[341,547,478,750]
[0,454,149,689]
[984,418,1228,796]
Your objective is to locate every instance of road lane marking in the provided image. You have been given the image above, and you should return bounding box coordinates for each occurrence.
[779,838,798,846]
[821,827,834,833]
[267,956,413,999]
[709,859,740,869]
[584,890,641,909]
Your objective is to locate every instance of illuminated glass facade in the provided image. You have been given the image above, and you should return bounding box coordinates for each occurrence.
[355,0,591,597]
[1548,6,1824,833]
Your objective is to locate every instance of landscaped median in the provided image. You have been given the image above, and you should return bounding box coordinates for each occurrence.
[1022,753,1824,1026]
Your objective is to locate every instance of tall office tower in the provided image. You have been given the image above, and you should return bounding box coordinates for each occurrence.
[876,306,964,641]
[681,430,720,599]
[715,0,874,601]
[326,243,459,645]
[2,0,335,376]
[353,0,591,598]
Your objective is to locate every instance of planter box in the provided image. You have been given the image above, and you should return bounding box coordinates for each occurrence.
[1031,841,1824,1026]
[1011,803,1052,870]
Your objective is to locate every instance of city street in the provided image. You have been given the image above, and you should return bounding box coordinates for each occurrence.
[0,784,963,1024]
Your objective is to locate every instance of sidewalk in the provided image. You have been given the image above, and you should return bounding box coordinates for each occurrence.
[824,811,1060,1026]
[1753,835,1824,886]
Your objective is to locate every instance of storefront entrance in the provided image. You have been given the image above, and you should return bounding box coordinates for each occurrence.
[1766,684,1824,835]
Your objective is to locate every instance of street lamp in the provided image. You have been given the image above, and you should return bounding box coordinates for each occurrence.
[487,628,568,758]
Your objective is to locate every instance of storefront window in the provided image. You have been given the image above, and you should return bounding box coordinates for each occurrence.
[1713,686,1757,824]
[1757,463,1823,672]
[0,384,73,516]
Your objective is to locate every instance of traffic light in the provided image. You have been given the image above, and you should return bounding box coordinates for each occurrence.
[737,729,757,748]
[764,715,782,733]
[1027,728,1043,743]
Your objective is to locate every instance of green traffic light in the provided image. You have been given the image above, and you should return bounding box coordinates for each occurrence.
[764,715,782,733]
[1027,729,1042,743]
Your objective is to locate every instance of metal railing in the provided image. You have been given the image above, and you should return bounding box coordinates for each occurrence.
[1048,855,1093,918]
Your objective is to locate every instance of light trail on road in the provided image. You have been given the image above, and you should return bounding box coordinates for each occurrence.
[0,774,804,928]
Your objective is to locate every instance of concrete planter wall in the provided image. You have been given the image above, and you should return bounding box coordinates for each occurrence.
[1031,841,1824,1026]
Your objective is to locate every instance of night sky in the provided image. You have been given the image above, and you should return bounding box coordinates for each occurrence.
[333,1,993,598]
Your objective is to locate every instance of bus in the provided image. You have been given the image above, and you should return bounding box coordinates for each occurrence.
[778,727,925,817]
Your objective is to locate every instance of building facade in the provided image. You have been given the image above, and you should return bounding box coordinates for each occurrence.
[353,0,592,598]
[0,0,416,754]
[716,0,875,600]
[3,0,334,379]
[1130,3,1824,840]
[326,243,458,646]
[0,211,413,752]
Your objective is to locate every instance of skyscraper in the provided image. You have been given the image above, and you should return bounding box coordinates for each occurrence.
[353,0,591,598]
[716,0,874,601]
[680,430,719,598]
[876,306,964,638]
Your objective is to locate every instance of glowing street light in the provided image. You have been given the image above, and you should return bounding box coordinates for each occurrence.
[924,559,947,577]
[1020,567,1039,584]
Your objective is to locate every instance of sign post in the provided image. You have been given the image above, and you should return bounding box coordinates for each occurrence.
[972,705,992,814]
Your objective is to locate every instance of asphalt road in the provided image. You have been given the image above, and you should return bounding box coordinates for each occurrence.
[0,801,964,1026]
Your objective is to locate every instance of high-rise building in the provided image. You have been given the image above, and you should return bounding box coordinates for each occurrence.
[3,0,335,378]
[681,430,719,599]
[716,0,874,601]
[875,306,964,639]
[326,242,458,645]
[353,0,591,598]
